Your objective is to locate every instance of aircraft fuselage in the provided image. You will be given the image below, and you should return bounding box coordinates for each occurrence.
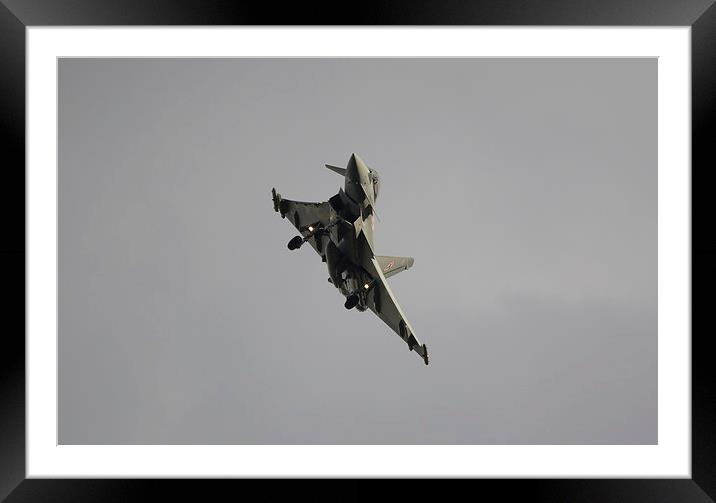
[271,153,428,365]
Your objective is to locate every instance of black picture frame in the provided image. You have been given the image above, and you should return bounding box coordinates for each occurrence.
[2,1,713,501]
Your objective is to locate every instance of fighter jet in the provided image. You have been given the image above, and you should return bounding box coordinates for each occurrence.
[272,153,429,365]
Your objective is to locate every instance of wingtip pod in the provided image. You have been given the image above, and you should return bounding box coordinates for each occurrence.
[271,188,280,212]
[423,344,429,366]
[272,188,286,218]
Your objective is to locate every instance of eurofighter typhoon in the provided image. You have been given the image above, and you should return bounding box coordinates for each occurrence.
[272,154,429,365]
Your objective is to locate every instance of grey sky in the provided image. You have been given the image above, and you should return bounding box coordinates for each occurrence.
[58,58,656,444]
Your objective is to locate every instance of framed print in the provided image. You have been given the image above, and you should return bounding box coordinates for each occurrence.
[2,0,714,501]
